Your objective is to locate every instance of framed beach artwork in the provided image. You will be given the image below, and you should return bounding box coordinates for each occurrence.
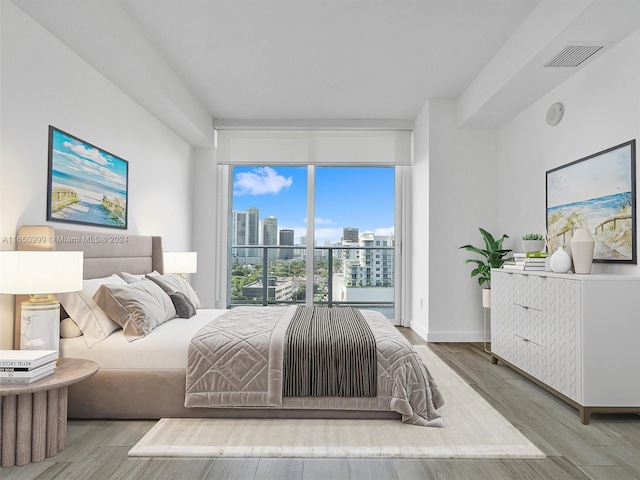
[546,139,636,263]
[47,126,128,229]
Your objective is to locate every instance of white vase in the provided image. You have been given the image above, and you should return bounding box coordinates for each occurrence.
[571,228,595,274]
[550,246,572,273]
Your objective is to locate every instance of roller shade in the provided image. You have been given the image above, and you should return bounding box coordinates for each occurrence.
[216,129,413,166]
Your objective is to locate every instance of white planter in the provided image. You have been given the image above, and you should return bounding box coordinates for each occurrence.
[571,228,595,274]
[482,288,491,308]
[521,239,545,253]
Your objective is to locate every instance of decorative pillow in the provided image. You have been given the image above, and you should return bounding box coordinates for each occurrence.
[56,274,126,347]
[121,271,160,283]
[169,291,196,318]
[145,273,202,308]
[93,278,177,342]
[60,317,83,338]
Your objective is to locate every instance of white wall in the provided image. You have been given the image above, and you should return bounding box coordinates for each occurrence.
[427,100,499,342]
[0,2,195,348]
[498,28,640,277]
[409,102,430,339]
[411,99,499,342]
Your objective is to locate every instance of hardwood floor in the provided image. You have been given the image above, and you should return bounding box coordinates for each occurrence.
[3,330,639,479]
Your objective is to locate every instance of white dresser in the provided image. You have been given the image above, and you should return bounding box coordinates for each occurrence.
[491,269,640,424]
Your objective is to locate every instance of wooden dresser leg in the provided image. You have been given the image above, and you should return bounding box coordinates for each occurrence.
[580,407,591,425]
[491,355,499,365]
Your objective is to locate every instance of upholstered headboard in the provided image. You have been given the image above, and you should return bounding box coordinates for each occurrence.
[13,225,163,347]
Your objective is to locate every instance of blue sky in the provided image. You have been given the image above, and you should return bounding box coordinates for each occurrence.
[51,128,128,194]
[232,166,395,244]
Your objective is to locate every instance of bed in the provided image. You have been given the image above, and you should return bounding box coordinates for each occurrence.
[14,226,444,426]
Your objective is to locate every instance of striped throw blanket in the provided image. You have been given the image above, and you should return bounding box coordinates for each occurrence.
[283,306,377,397]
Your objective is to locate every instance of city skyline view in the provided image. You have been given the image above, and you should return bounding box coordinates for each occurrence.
[232,166,395,245]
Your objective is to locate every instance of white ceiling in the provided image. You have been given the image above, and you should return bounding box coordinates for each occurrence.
[10,0,640,146]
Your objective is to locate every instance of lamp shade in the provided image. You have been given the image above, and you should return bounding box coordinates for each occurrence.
[163,252,197,274]
[0,251,83,294]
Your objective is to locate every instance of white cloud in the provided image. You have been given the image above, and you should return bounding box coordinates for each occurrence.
[302,217,334,225]
[374,226,395,237]
[315,228,344,244]
[54,149,125,187]
[63,141,110,166]
[234,167,293,196]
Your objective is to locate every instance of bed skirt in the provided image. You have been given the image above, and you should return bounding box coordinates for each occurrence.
[67,369,401,420]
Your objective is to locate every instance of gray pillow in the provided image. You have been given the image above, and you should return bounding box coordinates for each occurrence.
[145,273,202,308]
[169,291,196,318]
[93,278,177,341]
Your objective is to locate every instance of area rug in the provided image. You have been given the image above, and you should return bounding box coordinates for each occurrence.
[129,345,544,459]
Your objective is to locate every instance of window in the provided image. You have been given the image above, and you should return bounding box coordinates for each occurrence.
[229,165,396,318]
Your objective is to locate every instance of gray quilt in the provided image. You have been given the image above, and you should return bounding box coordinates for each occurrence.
[185,306,444,426]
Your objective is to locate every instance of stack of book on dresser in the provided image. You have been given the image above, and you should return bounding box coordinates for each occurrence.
[0,350,57,384]
[502,252,549,271]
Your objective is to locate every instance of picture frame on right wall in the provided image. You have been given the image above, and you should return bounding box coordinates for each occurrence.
[546,139,636,264]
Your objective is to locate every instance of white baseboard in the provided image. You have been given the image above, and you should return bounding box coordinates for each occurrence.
[408,321,429,343]
[426,332,488,343]
[408,322,489,344]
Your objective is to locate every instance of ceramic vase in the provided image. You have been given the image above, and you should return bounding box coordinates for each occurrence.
[550,246,572,273]
[571,228,595,274]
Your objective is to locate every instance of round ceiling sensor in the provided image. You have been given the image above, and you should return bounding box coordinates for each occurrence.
[546,102,564,126]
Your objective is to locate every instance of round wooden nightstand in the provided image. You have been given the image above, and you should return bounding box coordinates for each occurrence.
[0,357,99,467]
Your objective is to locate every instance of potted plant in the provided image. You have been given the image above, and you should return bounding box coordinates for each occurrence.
[459,228,511,308]
[521,233,545,253]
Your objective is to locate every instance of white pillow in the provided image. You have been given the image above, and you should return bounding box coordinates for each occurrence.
[145,273,202,309]
[121,271,159,283]
[57,274,127,347]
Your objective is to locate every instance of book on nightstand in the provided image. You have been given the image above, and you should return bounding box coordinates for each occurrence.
[0,350,57,369]
[0,361,56,377]
[0,369,55,384]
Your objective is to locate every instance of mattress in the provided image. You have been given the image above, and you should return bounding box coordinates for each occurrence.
[60,309,228,369]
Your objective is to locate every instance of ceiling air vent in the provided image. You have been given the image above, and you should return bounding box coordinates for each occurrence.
[544,44,605,68]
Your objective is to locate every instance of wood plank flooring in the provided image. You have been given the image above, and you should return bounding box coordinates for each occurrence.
[3,329,639,479]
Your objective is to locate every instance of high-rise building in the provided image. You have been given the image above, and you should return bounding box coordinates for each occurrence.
[263,216,278,262]
[247,207,260,257]
[279,229,294,260]
[342,232,394,289]
[232,210,248,258]
[343,227,359,243]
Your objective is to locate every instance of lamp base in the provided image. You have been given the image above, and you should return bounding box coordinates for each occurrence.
[20,300,60,355]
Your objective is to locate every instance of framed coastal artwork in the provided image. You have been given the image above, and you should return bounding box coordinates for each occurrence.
[546,139,636,263]
[47,126,128,229]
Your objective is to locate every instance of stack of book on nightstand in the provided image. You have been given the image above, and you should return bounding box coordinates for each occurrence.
[502,252,549,271]
[0,350,57,384]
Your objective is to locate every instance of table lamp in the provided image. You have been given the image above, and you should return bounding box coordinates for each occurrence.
[0,251,83,353]
[163,252,197,279]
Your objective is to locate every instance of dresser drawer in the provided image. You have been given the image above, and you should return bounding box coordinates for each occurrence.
[513,305,544,346]
[512,334,545,379]
[513,273,546,310]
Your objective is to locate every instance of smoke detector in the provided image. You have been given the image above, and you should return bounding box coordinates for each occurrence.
[546,103,564,126]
